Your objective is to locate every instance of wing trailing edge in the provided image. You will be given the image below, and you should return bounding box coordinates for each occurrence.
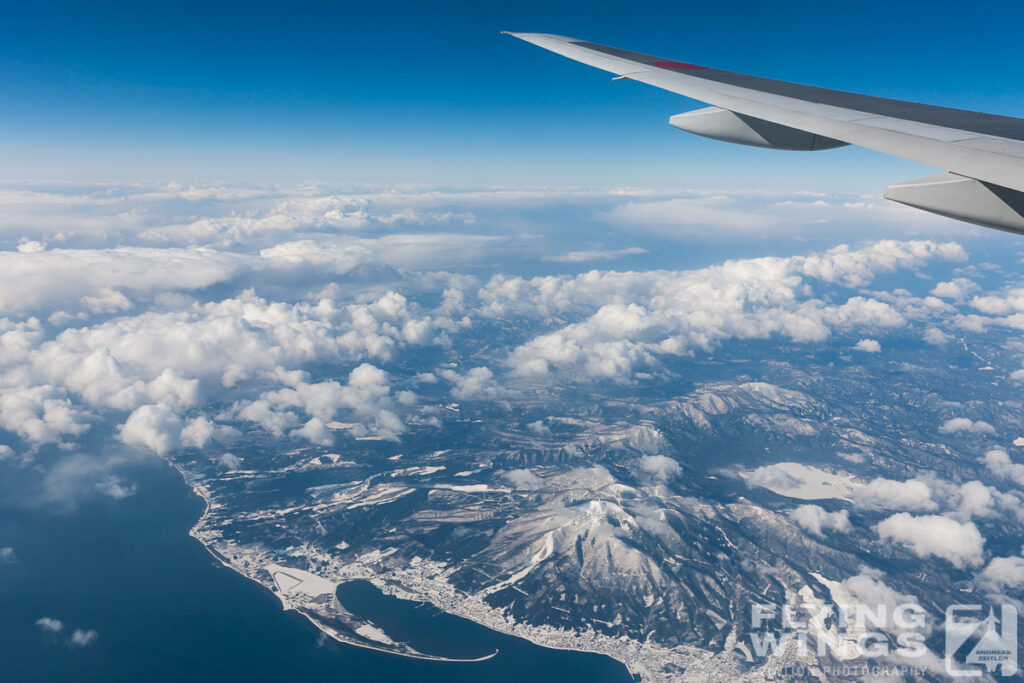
[885,173,1024,235]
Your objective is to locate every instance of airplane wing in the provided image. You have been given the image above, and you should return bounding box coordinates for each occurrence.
[504,32,1024,234]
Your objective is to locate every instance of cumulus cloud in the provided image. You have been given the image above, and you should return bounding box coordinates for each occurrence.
[180,416,239,449]
[0,547,16,563]
[853,339,881,352]
[790,504,851,536]
[922,327,952,345]
[953,480,999,519]
[69,629,98,647]
[0,384,88,445]
[34,453,140,509]
[18,240,46,254]
[120,403,181,455]
[745,465,803,492]
[983,448,1024,487]
[95,475,136,500]
[216,452,242,470]
[930,278,979,302]
[244,363,406,441]
[440,366,504,400]
[36,617,63,633]
[526,420,550,436]
[938,418,995,435]
[495,240,961,381]
[970,289,1024,315]
[853,478,937,512]
[258,234,505,275]
[839,566,923,629]
[875,513,985,568]
[292,418,333,446]
[27,289,445,416]
[978,556,1024,593]
[795,240,966,287]
[639,454,681,482]
[504,468,544,490]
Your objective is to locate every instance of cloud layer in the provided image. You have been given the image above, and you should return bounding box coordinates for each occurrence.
[2,181,1022,618]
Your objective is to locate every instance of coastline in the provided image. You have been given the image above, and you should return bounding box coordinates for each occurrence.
[172,463,502,663]
[169,462,719,681]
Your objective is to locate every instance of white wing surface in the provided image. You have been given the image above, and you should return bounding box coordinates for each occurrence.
[505,32,1024,233]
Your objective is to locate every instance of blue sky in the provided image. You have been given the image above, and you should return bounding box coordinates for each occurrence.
[4,0,1024,189]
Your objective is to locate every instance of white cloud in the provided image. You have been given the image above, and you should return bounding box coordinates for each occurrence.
[0,246,246,315]
[795,240,966,288]
[983,448,1024,487]
[237,399,297,436]
[95,475,136,500]
[504,468,544,490]
[245,363,406,441]
[0,547,16,563]
[930,278,979,302]
[599,195,781,236]
[35,453,140,509]
[527,420,550,436]
[838,566,924,632]
[853,338,881,353]
[922,327,952,345]
[545,247,647,263]
[639,454,681,482]
[875,513,985,568]
[180,416,239,449]
[790,504,851,536]
[0,384,88,445]
[258,234,505,274]
[17,240,46,253]
[953,480,998,519]
[823,297,904,329]
[292,418,333,446]
[853,478,937,512]
[440,366,503,400]
[69,629,98,647]
[35,617,63,633]
[216,452,242,470]
[495,240,960,381]
[745,465,803,492]
[119,403,181,455]
[595,192,954,241]
[938,418,995,435]
[970,289,1024,315]
[978,556,1024,592]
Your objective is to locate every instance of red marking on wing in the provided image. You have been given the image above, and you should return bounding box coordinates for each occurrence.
[650,59,707,70]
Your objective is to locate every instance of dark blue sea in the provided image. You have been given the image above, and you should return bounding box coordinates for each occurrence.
[0,462,632,682]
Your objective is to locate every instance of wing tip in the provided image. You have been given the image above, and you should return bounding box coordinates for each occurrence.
[500,31,575,43]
